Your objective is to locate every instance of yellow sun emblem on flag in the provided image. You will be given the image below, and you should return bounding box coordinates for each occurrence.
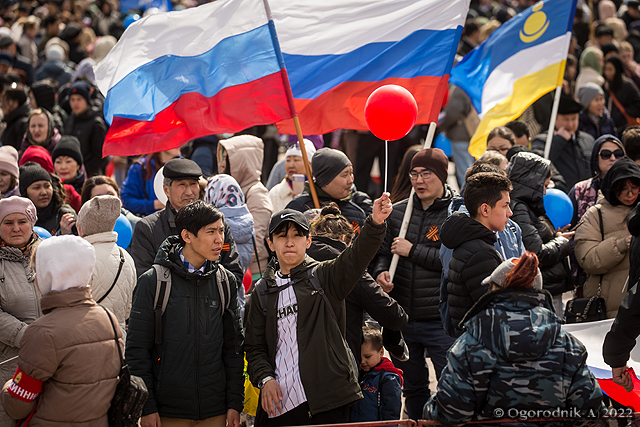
[520,2,550,43]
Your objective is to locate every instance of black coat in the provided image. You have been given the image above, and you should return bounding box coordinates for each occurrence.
[126,236,244,419]
[307,235,408,361]
[1,102,30,150]
[286,184,373,232]
[371,186,456,321]
[439,212,502,336]
[130,203,243,284]
[531,131,595,190]
[603,277,640,368]
[628,204,640,290]
[507,152,572,296]
[605,77,640,132]
[64,106,108,177]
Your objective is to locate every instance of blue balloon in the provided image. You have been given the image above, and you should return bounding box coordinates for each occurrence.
[33,226,52,239]
[543,188,573,229]
[114,214,133,249]
[123,13,140,29]
[433,133,452,157]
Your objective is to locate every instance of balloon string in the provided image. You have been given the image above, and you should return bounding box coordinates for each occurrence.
[385,140,388,193]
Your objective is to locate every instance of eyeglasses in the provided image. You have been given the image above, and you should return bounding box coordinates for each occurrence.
[409,170,432,180]
[619,185,640,196]
[599,149,625,160]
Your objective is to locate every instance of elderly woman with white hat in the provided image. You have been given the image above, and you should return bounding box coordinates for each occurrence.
[268,140,316,212]
[1,235,122,426]
[0,196,40,427]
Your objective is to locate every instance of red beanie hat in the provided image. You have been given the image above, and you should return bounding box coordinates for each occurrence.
[20,145,54,174]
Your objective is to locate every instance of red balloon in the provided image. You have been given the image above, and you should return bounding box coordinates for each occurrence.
[364,85,418,141]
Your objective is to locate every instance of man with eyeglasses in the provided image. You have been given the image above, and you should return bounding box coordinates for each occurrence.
[532,95,595,189]
[370,148,457,420]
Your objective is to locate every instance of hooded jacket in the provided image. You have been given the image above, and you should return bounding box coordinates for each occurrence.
[1,234,122,427]
[439,212,502,336]
[350,357,403,422]
[307,235,408,362]
[287,183,373,233]
[126,236,244,419]
[575,157,640,318]
[569,134,625,227]
[371,186,457,321]
[130,202,243,285]
[245,216,386,418]
[507,152,572,296]
[423,289,605,426]
[218,135,272,277]
[531,131,595,190]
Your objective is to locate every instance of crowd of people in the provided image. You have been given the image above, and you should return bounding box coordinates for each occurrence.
[1,0,640,426]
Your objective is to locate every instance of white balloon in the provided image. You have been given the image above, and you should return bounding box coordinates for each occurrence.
[154,166,168,205]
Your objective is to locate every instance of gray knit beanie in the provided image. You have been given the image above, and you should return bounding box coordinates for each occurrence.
[577,83,604,111]
[311,148,352,188]
[77,195,121,236]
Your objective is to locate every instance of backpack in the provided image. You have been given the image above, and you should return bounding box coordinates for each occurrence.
[253,266,359,374]
[152,264,231,345]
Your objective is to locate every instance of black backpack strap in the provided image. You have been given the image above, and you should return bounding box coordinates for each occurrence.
[307,266,339,324]
[100,305,124,368]
[96,248,125,304]
[216,266,231,314]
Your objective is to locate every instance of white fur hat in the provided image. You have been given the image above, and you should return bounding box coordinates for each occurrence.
[285,139,316,160]
[35,235,95,296]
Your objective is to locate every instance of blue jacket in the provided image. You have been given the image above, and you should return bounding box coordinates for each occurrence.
[424,289,605,426]
[351,357,402,422]
[121,158,158,216]
[439,197,525,336]
[219,204,254,274]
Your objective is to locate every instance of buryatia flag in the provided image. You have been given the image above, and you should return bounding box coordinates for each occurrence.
[563,319,640,411]
[271,0,469,135]
[94,0,293,156]
[450,0,577,158]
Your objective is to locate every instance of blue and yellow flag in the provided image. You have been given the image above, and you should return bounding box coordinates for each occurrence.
[450,0,578,158]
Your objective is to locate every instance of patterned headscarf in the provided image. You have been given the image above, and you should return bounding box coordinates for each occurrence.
[204,174,246,208]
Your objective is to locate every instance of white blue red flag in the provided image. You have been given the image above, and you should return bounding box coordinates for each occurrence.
[270,0,470,135]
[94,0,294,156]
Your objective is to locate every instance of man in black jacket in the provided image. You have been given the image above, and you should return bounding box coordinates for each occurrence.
[370,148,456,420]
[127,201,244,427]
[440,171,513,336]
[130,158,243,284]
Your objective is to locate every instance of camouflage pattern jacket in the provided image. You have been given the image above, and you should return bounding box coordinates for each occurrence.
[423,288,605,426]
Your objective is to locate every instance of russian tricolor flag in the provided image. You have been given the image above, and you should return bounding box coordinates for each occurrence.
[94,0,294,156]
[563,319,640,411]
[270,0,469,135]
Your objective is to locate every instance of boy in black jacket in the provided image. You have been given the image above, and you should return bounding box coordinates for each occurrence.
[439,172,513,336]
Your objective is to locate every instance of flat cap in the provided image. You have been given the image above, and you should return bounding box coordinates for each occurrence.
[163,158,202,181]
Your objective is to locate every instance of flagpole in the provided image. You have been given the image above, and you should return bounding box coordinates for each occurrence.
[262,0,320,208]
[389,122,436,282]
[543,31,574,160]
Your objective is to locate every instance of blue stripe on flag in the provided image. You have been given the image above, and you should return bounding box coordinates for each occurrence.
[104,24,280,124]
[283,27,462,99]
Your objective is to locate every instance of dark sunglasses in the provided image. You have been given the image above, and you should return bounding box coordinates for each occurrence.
[599,149,624,160]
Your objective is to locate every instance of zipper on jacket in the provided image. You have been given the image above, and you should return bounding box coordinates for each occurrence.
[195,279,201,420]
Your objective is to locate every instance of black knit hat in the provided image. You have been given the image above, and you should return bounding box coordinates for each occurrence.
[311,148,352,188]
[30,81,56,112]
[19,162,52,196]
[52,135,83,166]
[69,81,91,105]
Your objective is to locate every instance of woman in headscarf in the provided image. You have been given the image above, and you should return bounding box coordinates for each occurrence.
[18,108,61,157]
[576,47,605,91]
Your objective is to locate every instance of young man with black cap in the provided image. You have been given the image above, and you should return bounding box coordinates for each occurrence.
[130,158,243,283]
[246,193,392,426]
[532,94,595,189]
[370,148,457,420]
[286,147,372,233]
[127,201,244,427]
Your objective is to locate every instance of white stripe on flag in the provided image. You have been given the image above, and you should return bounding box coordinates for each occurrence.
[479,33,571,118]
[270,0,469,55]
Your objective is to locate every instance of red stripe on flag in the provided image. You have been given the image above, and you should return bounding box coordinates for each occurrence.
[276,75,449,135]
[597,377,640,411]
[103,71,293,157]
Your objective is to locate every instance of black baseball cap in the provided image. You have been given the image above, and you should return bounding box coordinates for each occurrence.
[269,209,310,235]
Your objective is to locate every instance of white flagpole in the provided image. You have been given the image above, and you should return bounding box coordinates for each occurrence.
[389,122,437,282]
